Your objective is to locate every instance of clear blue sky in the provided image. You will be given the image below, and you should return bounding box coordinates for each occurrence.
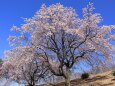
[0,0,115,58]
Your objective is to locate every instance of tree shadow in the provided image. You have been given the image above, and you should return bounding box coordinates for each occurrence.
[111,78,115,81]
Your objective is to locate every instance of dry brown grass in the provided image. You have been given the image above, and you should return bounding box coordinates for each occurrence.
[41,71,115,86]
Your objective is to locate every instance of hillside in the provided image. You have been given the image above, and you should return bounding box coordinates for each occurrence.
[41,71,115,86]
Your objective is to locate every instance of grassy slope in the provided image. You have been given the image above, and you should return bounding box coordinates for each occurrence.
[42,71,115,86]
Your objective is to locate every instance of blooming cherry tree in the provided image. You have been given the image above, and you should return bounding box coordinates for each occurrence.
[2,46,49,86]
[3,3,115,86]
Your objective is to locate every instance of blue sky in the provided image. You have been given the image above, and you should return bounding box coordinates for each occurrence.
[0,0,115,59]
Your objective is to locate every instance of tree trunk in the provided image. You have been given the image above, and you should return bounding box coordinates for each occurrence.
[26,84,34,86]
[28,84,34,86]
[65,67,71,86]
[27,82,35,86]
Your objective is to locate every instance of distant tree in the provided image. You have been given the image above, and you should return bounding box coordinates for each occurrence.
[6,3,115,86]
[0,59,3,78]
[0,59,3,66]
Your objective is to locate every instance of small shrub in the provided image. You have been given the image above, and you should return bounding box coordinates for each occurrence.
[81,73,89,79]
[112,71,115,77]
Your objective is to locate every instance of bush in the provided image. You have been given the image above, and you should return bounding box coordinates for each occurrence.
[81,73,89,79]
[112,71,115,77]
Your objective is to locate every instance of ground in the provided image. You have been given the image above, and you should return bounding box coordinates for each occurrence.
[41,71,115,86]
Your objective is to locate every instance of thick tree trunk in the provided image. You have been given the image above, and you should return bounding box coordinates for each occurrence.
[65,68,71,86]
[27,84,34,86]
[27,85,34,86]
[27,82,35,86]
